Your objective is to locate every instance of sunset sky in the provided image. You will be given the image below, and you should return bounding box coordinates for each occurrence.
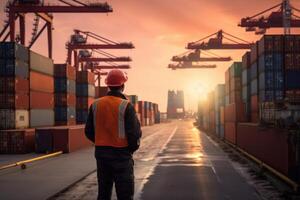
[1,0,300,112]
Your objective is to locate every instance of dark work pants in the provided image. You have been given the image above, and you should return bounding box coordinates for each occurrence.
[96,158,134,200]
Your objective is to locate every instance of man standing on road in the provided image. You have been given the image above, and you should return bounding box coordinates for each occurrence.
[85,69,142,200]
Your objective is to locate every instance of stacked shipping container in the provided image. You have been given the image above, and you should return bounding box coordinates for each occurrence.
[29,51,55,127]
[76,71,95,124]
[54,64,76,125]
[0,42,29,130]
[224,62,245,144]
[197,34,300,183]
[215,84,225,139]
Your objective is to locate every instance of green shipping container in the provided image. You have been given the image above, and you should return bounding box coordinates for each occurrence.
[230,62,242,78]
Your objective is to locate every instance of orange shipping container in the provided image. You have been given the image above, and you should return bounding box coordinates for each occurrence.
[30,71,54,93]
[30,91,54,109]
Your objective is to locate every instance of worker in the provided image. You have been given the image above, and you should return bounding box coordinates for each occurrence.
[85,69,142,200]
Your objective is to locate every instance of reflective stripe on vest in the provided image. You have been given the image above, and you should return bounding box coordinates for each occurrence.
[93,96,129,147]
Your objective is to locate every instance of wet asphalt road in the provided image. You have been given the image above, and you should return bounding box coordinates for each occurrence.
[54,120,262,200]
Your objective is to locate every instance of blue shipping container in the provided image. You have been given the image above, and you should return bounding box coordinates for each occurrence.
[286,70,300,89]
[250,62,257,80]
[251,79,258,95]
[55,106,76,121]
[55,78,76,94]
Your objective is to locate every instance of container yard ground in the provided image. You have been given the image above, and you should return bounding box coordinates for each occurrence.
[51,120,284,200]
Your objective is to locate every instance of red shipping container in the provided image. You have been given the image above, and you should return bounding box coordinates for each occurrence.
[54,64,76,80]
[251,112,259,123]
[224,102,246,123]
[230,78,242,91]
[237,123,293,176]
[76,71,94,84]
[0,77,29,93]
[76,97,94,109]
[0,129,35,154]
[225,122,236,145]
[30,71,54,93]
[55,93,76,107]
[30,91,54,109]
[251,95,258,112]
[0,93,29,109]
[52,125,93,153]
[0,130,9,153]
[230,90,242,103]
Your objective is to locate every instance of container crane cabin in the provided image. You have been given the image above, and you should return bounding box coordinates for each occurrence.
[239,0,300,35]
[0,0,113,58]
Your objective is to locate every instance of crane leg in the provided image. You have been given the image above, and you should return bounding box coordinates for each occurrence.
[9,12,15,42]
[47,22,52,59]
[19,15,25,45]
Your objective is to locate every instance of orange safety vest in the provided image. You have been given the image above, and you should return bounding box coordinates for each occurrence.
[92,96,129,147]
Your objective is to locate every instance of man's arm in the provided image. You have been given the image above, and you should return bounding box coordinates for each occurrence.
[85,105,95,143]
[125,103,142,153]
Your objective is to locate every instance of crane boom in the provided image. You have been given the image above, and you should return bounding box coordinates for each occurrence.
[79,57,132,62]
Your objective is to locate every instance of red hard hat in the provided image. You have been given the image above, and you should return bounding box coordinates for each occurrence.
[105,69,128,86]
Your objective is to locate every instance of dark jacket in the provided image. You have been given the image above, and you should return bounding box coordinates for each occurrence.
[85,90,142,160]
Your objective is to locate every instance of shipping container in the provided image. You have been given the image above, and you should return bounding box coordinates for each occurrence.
[30,109,54,127]
[225,122,236,145]
[76,83,95,97]
[0,59,29,78]
[250,79,258,95]
[0,42,29,61]
[52,125,92,153]
[0,93,29,109]
[0,77,29,93]
[0,109,29,129]
[30,71,54,93]
[55,78,76,94]
[30,91,54,109]
[76,71,94,84]
[237,123,296,179]
[76,97,94,109]
[229,62,242,78]
[0,129,35,154]
[76,109,88,124]
[35,127,53,153]
[250,62,257,80]
[250,42,258,64]
[55,107,76,122]
[55,93,76,107]
[224,102,246,123]
[258,35,283,56]
[30,51,54,76]
[286,70,300,89]
[54,63,76,80]
[242,51,251,69]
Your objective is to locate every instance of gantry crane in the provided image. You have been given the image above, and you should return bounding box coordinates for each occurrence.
[66,29,134,70]
[187,30,253,50]
[239,0,300,35]
[0,0,112,58]
[168,49,229,70]
[168,63,216,70]
[78,49,131,69]
[171,49,231,62]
